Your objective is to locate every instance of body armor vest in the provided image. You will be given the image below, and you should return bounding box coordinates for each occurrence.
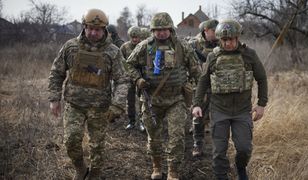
[145,41,187,89]
[210,50,253,94]
[70,45,110,89]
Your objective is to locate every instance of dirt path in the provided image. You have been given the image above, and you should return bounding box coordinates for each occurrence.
[98,117,215,180]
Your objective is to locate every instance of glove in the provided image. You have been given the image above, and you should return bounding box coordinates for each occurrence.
[106,105,124,123]
[136,78,150,89]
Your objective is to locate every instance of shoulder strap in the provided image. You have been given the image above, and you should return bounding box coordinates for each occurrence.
[152,69,174,97]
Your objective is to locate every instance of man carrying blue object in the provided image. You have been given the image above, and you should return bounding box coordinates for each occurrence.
[126,12,200,180]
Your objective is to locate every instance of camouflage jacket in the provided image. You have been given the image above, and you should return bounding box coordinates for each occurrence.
[193,43,268,115]
[189,33,219,67]
[126,35,201,106]
[48,33,129,110]
[120,41,136,60]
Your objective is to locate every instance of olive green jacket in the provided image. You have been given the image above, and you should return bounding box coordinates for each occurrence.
[193,43,268,115]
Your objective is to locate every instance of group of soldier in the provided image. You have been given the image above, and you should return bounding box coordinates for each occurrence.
[48,8,268,180]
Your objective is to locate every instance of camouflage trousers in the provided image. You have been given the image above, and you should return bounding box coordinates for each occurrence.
[63,103,109,171]
[142,100,187,165]
[210,109,253,179]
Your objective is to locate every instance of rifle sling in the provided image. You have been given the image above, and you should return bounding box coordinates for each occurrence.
[152,69,174,97]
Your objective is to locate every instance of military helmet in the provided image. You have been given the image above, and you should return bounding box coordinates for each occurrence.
[215,19,242,39]
[140,27,151,39]
[107,24,117,34]
[199,19,219,32]
[150,12,174,30]
[82,9,108,27]
[127,26,142,37]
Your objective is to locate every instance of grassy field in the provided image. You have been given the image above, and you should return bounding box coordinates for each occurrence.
[0,42,307,180]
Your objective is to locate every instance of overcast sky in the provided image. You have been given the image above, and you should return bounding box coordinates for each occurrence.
[2,0,233,25]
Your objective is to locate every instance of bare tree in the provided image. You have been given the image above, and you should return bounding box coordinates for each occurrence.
[232,0,308,64]
[117,7,134,40]
[136,4,155,27]
[25,0,67,25]
[16,0,68,42]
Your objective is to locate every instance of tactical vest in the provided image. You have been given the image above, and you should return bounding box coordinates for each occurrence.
[210,49,253,94]
[145,40,187,88]
[70,44,110,89]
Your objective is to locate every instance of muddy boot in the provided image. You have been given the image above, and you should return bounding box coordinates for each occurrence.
[139,121,145,132]
[151,156,162,180]
[125,118,135,130]
[73,160,88,180]
[167,164,179,180]
[192,144,203,157]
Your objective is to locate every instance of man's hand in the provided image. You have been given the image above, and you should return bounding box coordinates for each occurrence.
[50,101,61,118]
[251,106,265,121]
[192,106,203,118]
[136,78,150,89]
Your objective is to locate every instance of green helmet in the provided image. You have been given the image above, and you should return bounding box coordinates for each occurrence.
[215,19,242,39]
[199,19,219,32]
[127,26,141,37]
[140,27,151,39]
[150,12,174,30]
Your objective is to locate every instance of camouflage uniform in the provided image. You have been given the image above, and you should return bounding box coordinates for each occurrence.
[189,19,219,156]
[48,9,128,180]
[120,26,144,130]
[126,12,200,179]
[107,24,124,48]
[193,20,268,179]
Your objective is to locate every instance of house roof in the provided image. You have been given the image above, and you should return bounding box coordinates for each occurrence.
[0,18,14,27]
[194,7,209,22]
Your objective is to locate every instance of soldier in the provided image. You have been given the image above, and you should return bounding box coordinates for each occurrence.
[126,12,200,180]
[140,27,151,40]
[189,19,219,157]
[107,24,124,48]
[192,19,268,180]
[48,9,128,180]
[120,26,145,131]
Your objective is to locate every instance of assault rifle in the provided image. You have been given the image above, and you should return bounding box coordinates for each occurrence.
[194,49,207,63]
[138,69,157,126]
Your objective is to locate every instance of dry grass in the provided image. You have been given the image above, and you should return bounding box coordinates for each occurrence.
[248,71,308,180]
[0,42,308,179]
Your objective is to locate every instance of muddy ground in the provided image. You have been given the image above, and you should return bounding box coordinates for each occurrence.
[0,79,218,180]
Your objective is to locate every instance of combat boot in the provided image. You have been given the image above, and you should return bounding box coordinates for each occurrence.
[237,166,248,180]
[192,144,203,157]
[151,156,162,179]
[139,121,145,132]
[125,118,135,130]
[73,160,88,180]
[167,164,179,180]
